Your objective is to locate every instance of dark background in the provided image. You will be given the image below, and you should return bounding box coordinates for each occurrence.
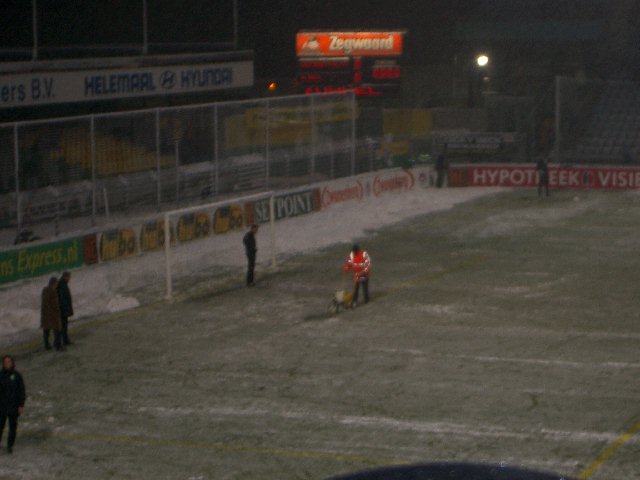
[1,0,635,78]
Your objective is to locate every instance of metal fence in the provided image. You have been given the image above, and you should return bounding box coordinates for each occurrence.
[0,91,391,246]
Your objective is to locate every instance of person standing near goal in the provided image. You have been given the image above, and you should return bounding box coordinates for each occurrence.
[243,224,259,286]
[57,271,74,346]
[343,244,371,306]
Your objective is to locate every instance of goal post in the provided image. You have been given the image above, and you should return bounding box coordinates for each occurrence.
[163,191,276,300]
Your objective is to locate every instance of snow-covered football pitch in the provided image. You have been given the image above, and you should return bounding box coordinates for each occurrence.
[2,188,639,480]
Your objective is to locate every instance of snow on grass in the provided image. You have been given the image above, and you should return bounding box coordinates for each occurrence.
[0,186,504,345]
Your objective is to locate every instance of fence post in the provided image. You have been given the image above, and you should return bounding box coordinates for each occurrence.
[351,90,356,176]
[310,94,316,176]
[214,104,219,196]
[555,76,561,163]
[13,124,21,232]
[164,211,172,299]
[265,99,270,189]
[175,139,180,205]
[269,194,276,268]
[155,108,161,209]
[90,115,96,226]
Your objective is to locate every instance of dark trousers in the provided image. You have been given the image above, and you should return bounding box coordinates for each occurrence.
[246,252,256,285]
[0,413,19,449]
[43,329,62,350]
[61,315,71,344]
[353,278,369,304]
[436,168,447,188]
[538,172,549,197]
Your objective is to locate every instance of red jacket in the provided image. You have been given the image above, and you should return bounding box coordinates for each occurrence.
[344,250,371,281]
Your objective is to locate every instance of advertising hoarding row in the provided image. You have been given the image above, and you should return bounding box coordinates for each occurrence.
[0,167,430,285]
[10,161,640,286]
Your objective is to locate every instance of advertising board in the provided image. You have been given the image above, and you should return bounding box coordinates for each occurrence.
[100,228,138,261]
[296,32,404,57]
[0,61,254,108]
[177,212,211,242]
[214,205,244,234]
[246,189,320,224]
[140,220,175,252]
[318,167,431,210]
[459,164,640,189]
[0,237,84,285]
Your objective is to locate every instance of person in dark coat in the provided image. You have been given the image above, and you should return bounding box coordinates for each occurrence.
[536,157,550,197]
[243,224,259,286]
[41,277,63,351]
[0,355,26,454]
[57,271,74,345]
[435,144,449,188]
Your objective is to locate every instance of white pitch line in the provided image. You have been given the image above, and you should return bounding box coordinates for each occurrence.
[27,398,635,445]
[374,347,640,370]
[387,322,640,342]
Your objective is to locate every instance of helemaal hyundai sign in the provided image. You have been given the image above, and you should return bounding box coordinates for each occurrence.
[296,32,404,57]
[0,61,253,108]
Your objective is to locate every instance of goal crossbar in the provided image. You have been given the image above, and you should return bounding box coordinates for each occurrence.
[163,191,276,299]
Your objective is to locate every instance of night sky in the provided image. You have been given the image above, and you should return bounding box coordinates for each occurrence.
[0,0,620,77]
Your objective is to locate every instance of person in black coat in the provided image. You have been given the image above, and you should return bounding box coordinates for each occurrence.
[0,355,26,454]
[243,224,259,286]
[435,144,449,188]
[57,271,74,345]
[536,157,550,197]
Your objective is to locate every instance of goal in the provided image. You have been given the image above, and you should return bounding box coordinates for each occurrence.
[163,191,276,299]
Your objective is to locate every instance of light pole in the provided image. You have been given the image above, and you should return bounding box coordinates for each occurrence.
[233,0,239,50]
[468,53,490,107]
[32,0,38,60]
[142,0,148,55]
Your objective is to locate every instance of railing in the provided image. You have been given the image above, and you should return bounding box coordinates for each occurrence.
[0,91,371,247]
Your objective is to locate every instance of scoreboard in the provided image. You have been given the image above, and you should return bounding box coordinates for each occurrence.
[296,32,405,98]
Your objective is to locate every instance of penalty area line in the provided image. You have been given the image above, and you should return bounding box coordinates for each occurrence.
[578,419,640,479]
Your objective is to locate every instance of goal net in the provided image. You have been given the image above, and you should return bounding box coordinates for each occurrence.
[163,191,276,299]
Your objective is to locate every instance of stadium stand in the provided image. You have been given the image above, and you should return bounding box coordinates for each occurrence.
[576,81,640,163]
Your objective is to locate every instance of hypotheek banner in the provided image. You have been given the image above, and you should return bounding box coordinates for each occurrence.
[456,164,640,189]
[0,237,84,285]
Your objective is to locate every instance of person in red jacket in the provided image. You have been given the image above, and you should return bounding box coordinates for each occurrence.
[343,244,371,306]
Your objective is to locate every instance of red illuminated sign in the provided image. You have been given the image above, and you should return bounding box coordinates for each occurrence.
[298,59,351,71]
[296,31,404,99]
[372,65,401,80]
[304,85,384,97]
[296,32,404,57]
